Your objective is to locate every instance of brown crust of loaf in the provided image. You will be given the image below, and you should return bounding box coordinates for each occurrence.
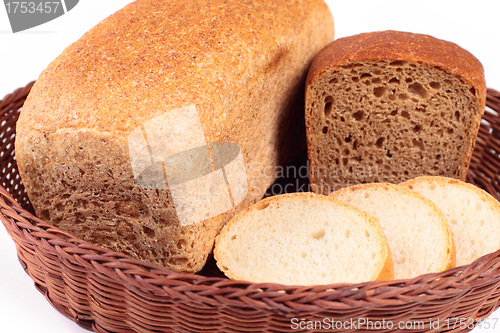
[15,0,335,273]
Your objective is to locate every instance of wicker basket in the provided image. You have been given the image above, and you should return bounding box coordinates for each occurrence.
[2,83,500,333]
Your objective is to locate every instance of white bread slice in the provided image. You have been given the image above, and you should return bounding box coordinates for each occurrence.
[214,192,394,285]
[401,176,500,267]
[330,183,455,279]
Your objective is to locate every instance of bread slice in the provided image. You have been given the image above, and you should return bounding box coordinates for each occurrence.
[214,193,394,285]
[305,30,486,195]
[330,183,455,279]
[401,176,500,267]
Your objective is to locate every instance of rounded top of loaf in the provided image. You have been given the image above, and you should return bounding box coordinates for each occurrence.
[17,0,333,138]
[307,30,486,102]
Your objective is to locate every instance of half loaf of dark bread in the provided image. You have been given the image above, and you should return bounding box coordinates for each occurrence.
[305,30,486,194]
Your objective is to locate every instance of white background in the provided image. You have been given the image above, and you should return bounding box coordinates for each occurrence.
[1,1,499,332]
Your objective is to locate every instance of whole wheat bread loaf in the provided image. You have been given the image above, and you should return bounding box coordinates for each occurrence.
[331,183,455,279]
[305,31,486,194]
[14,0,334,273]
[214,192,394,285]
[401,176,500,267]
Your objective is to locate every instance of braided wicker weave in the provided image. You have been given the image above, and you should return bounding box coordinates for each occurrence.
[2,83,500,333]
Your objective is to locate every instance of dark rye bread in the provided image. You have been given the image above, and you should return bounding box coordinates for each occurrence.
[305,31,486,194]
[15,0,334,273]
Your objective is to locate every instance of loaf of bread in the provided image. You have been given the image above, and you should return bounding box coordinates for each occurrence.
[331,183,455,279]
[305,31,486,194]
[14,0,334,273]
[401,176,500,267]
[214,193,394,285]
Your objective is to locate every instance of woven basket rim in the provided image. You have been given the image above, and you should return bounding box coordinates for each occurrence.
[2,83,500,314]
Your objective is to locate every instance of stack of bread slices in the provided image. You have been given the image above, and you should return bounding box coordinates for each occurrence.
[214,176,500,285]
